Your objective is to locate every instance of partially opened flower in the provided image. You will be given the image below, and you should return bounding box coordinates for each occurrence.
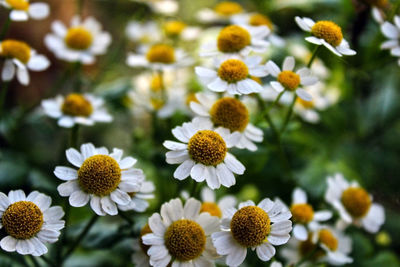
[163,117,245,189]
[118,180,155,212]
[0,190,64,256]
[0,0,49,21]
[190,92,264,151]
[0,39,49,85]
[142,198,220,267]
[325,173,385,233]
[380,15,400,65]
[295,17,356,57]
[200,187,237,218]
[41,93,113,128]
[45,16,111,64]
[54,143,145,216]
[212,199,292,266]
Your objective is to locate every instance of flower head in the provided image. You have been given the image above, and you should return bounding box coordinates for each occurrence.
[197,1,243,23]
[125,21,161,44]
[0,0,49,21]
[200,187,237,218]
[380,15,400,65]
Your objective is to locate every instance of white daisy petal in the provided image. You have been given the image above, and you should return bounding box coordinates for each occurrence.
[65,148,84,167]
[292,224,308,241]
[174,159,195,180]
[256,242,276,261]
[69,190,89,207]
[224,153,245,175]
[0,236,17,252]
[100,196,118,216]
[54,166,78,181]
[282,56,295,71]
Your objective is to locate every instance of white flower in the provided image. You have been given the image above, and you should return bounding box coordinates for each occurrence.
[163,20,202,41]
[195,56,268,95]
[125,21,161,43]
[295,16,356,57]
[380,15,400,65]
[211,199,292,267]
[0,190,64,256]
[45,16,111,64]
[138,0,178,15]
[163,117,245,189]
[190,92,264,151]
[41,93,113,128]
[54,143,145,216]
[0,39,49,85]
[118,180,155,212]
[265,56,318,101]
[325,173,385,233]
[197,1,243,23]
[200,186,237,218]
[0,0,49,21]
[142,198,220,267]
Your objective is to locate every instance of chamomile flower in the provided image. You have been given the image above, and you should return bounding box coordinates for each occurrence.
[200,187,237,218]
[137,0,178,15]
[163,117,245,189]
[212,199,292,267]
[132,223,152,267]
[142,198,220,267]
[380,16,400,65]
[0,190,64,256]
[118,180,155,212]
[54,143,145,216]
[45,16,111,64]
[295,16,356,57]
[190,92,264,151]
[163,20,201,41]
[41,93,113,128]
[125,21,161,44]
[195,56,268,95]
[266,56,317,101]
[325,173,385,233]
[197,1,244,23]
[0,0,49,21]
[0,39,50,85]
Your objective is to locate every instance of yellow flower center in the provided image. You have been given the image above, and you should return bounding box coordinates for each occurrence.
[230,206,271,247]
[78,155,121,196]
[150,98,165,110]
[65,27,93,50]
[311,21,343,47]
[214,1,242,16]
[5,0,29,10]
[277,71,300,91]
[249,14,273,29]
[218,59,249,83]
[164,219,206,262]
[290,203,314,224]
[297,98,315,109]
[217,25,251,53]
[318,229,338,251]
[0,39,31,64]
[210,97,249,132]
[188,130,227,166]
[139,223,152,254]
[2,201,43,239]
[341,187,371,218]
[200,202,222,218]
[146,44,175,64]
[61,93,93,117]
[164,21,187,36]
[150,73,163,92]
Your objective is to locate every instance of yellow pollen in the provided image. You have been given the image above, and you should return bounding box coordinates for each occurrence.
[164,21,187,36]
[290,203,314,224]
[0,39,31,64]
[341,187,371,218]
[297,98,315,109]
[217,25,251,53]
[139,224,153,254]
[210,97,249,132]
[311,21,343,47]
[188,130,227,166]
[164,219,206,262]
[277,71,300,91]
[61,93,93,117]
[200,202,222,218]
[249,14,273,29]
[78,155,121,196]
[218,59,249,83]
[150,73,163,92]
[65,27,93,50]
[318,229,338,251]
[214,1,242,16]
[2,201,43,239]
[230,206,271,247]
[5,0,29,10]
[146,44,175,64]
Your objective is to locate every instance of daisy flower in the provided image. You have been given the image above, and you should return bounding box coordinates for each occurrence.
[163,117,245,189]
[142,198,220,267]
[265,56,318,101]
[163,20,201,41]
[380,15,400,65]
[200,186,237,218]
[295,16,356,57]
[132,223,152,267]
[54,143,145,216]
[45,16,111,64]
[211,199,292,267]
[125,21,161,44]
[118,180,155,212]
[190,92,264,151]
[0,0,49,21]
[195,56,268,95]
[325,173,385,233]
[135,0,178,15]
[41,93,113,128]
[0,39,50,85]
[197,1,243,23]
[0,190,64,256]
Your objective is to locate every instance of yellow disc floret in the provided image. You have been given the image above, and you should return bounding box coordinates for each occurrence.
[2,201,43,239]
[210,97,249,132]
[146,44,175,64]
[164,21,187,36]
[214,1,242,16]
[230,206,271,247]
[139,223,153,254]
[150,73,163,92]
[341,187,371,218]
[318,229,338,251]
[78,155,121,196]
[297,98,315,109]
[277,71,300,91]
[5,0,29,11]
[164,219,206,262]
[0,39,31,64]
[217,25,251,53]
[61,93,93,117]
[188,130,227,166]
[218,59,249,83]
[200,202,222,218]
[311,21,343,47]
[290,203,314,224]
[65,27,93,50]
[249,14,273,29]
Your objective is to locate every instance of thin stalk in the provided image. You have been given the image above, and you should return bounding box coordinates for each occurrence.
[56,199,70,264]
[73,62,83,92]
[0,15,11,40]
[41,254,56,267]
[28,255,40,267]
[76,0,85,15]
[190,180,199,198]
[307,46,321,68]
[119,211,134,225]
[0,81,10,117]
[69,125,79,148]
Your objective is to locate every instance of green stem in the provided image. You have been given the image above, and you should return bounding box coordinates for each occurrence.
[73,62,82,92]
[307,45,321,68]
[190,180,199,198]
[28,255,40,267]
[119,211,134,225]
[41,254,56,267]
[293,246,318,267]
[76,0,85,15]
[0,15,11,40]
[69,125,79,148]
[0,81,10,117]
